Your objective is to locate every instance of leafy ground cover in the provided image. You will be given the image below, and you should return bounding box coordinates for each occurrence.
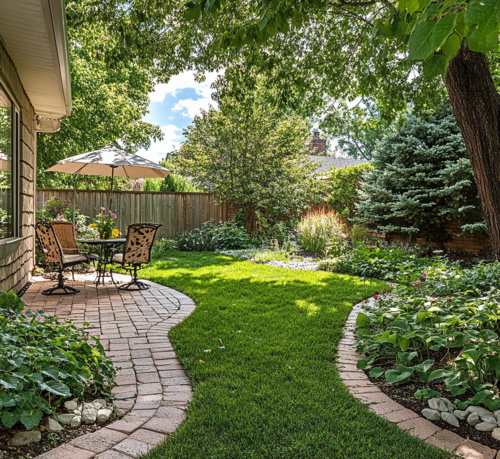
[138,251,449,459]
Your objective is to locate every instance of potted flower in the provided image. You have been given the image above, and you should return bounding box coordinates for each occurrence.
[93,207,117,239]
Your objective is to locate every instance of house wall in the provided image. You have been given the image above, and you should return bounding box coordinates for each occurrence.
[0,40,36,293]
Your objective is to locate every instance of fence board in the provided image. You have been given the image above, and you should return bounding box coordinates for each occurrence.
[37,190,238,239]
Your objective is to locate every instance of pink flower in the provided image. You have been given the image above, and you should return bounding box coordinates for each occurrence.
[100,207,106,212]
[361,301,365,305]
[414,281,421,286]
[432,296,437,301]
[110,213,116,219]
[422,273,427,277]
[54,197,61,201]
[50,208,55,213]
[447,296,453,302]
[373,294,378,300]
[388,283,393,287]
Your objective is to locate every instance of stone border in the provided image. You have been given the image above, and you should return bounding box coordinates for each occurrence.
[21,274,196,459]
[339,298,499,459]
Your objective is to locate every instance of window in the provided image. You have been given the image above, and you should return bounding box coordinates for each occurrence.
[0,84,14,239]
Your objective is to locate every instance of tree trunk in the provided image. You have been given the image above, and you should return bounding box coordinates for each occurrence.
[445,43,500,259]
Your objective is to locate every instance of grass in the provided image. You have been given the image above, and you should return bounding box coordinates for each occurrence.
[139,251,450,459]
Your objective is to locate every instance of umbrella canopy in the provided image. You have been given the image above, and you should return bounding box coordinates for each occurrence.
[45,145,171,179]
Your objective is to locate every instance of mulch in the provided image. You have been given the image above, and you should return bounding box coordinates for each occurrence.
[364,347,500,450]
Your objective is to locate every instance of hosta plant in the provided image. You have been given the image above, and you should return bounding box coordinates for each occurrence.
[0,292,115,430]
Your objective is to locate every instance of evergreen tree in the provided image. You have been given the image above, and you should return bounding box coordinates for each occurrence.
[356,110,483,248]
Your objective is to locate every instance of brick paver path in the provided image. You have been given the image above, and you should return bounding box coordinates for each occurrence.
[22,273,196,459]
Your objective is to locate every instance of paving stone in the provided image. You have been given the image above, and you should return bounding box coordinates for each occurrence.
[382,408,420,423]
[113,438,152,457]
[143,414,186,433]
[368,401,405,415]
[455,439,497,459]
[130,428,167,446]
[138,383,163,395]
[352,392,393,404]
[397,417,442,440]
[70,429,127,453]
[107,419,146,434]
[36,443,97,459]
[425,429,464,452]
[95,451,131,459]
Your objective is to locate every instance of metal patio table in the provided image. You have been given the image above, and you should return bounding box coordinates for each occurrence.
[77,238,126,286]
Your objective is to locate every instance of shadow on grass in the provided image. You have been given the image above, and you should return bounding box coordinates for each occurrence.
[139,251,450,459]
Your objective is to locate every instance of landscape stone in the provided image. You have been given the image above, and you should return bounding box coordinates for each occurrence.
[428,398,443,411]
[45,417,63,433]
[58,413,75,426]
[94,399,107,408]
[74,410,82,415]
[495,410,500,423]
[441,412,460,427]
[70,415,82,428]
[466,406,493,419]
[97,408,113,424]
[454,410,468,421]
[467,413,480,426]
[9,431,41,446]
[475,421,497,432]
[422,408,441,421]
[93,401,103,410]
[64,400,78,411]
[438,398,455,413]
[82,407,97,424]
[482,415,497,425]
[492,428,500,441]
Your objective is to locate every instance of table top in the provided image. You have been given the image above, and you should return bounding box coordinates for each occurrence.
[76,238,126,245]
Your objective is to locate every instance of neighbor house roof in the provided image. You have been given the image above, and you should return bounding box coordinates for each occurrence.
[0,0,71,120]
[309,155,370,177]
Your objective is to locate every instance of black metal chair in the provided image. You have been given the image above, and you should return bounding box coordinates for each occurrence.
[111,222,161,291]
[35,222,90,295]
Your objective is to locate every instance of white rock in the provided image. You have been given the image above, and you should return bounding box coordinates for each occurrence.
[64,400,78,411]
[94,399,107,408]
[476,421,497,431]
[58,413,75,426]
[97,408,113,424]
[467,413,480,426]
[70,415,82,428]
[9,431,41,446]
[82,408,97,425]
[492,428,500,441]
[422,408,441,421]
[74,410,81,415]
[454,410,468,421]
[45,417,63,433]
[441,412,460,427]
[93,402,103,410]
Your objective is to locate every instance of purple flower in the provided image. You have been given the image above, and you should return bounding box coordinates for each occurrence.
[110,213,116,220]
[50,208,55,213]
[100,207,106,212]
[54,197,61,201]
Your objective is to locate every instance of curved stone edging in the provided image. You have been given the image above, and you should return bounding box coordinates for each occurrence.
[22,274,196,459]
[338,298,499,459]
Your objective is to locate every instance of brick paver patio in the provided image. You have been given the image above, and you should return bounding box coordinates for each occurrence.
[22,273,196,459]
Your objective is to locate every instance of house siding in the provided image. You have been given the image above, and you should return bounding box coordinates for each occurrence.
[0,40,36,293]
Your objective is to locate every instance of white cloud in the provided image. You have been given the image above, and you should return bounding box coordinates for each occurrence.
[136,124,182,163]
[149,71,220,104]
[173,97,217,118]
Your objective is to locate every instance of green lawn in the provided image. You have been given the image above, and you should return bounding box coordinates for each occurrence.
[140,251,450,459]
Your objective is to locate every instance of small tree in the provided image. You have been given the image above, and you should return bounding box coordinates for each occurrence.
[327,163,373,220]
[177,73,325,234]
[356,109,482,249]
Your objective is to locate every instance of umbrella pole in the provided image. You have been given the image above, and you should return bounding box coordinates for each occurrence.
[72,174,79,228]
[109,166,115,212]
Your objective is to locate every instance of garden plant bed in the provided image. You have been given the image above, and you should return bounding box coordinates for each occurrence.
[367,366,500,450]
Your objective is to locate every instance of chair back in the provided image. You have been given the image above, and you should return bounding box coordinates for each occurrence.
[122,223,161,264]
[35,222,63,265]
[51,221,79,255]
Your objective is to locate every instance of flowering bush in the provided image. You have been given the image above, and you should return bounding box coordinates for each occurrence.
[297,212,347,255]
[152,238,178,253]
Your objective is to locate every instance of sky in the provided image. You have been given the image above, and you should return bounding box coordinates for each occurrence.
[136,71,219,164]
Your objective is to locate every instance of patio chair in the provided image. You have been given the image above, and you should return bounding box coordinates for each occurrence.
[35,222,90,295]
[111,222,161,291]
[51,221,82,280]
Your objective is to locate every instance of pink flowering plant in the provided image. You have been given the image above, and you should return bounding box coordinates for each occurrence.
[355,259,500,412]
[93,207,117,240]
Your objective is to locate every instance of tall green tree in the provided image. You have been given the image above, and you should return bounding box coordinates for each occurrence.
[356,110,482,249]
[177,72,324,232]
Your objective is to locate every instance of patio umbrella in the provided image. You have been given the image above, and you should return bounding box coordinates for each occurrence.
[45,145,171,225]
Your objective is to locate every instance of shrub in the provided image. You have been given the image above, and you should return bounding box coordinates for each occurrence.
[176,221,218,251]
[212,221,252,250]
[326,163,373,219]
[0,291,115,430]
[297,212,346,255]
[153,238,178,253]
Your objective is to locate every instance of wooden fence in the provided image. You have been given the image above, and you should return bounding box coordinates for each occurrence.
[36,189,239,239]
